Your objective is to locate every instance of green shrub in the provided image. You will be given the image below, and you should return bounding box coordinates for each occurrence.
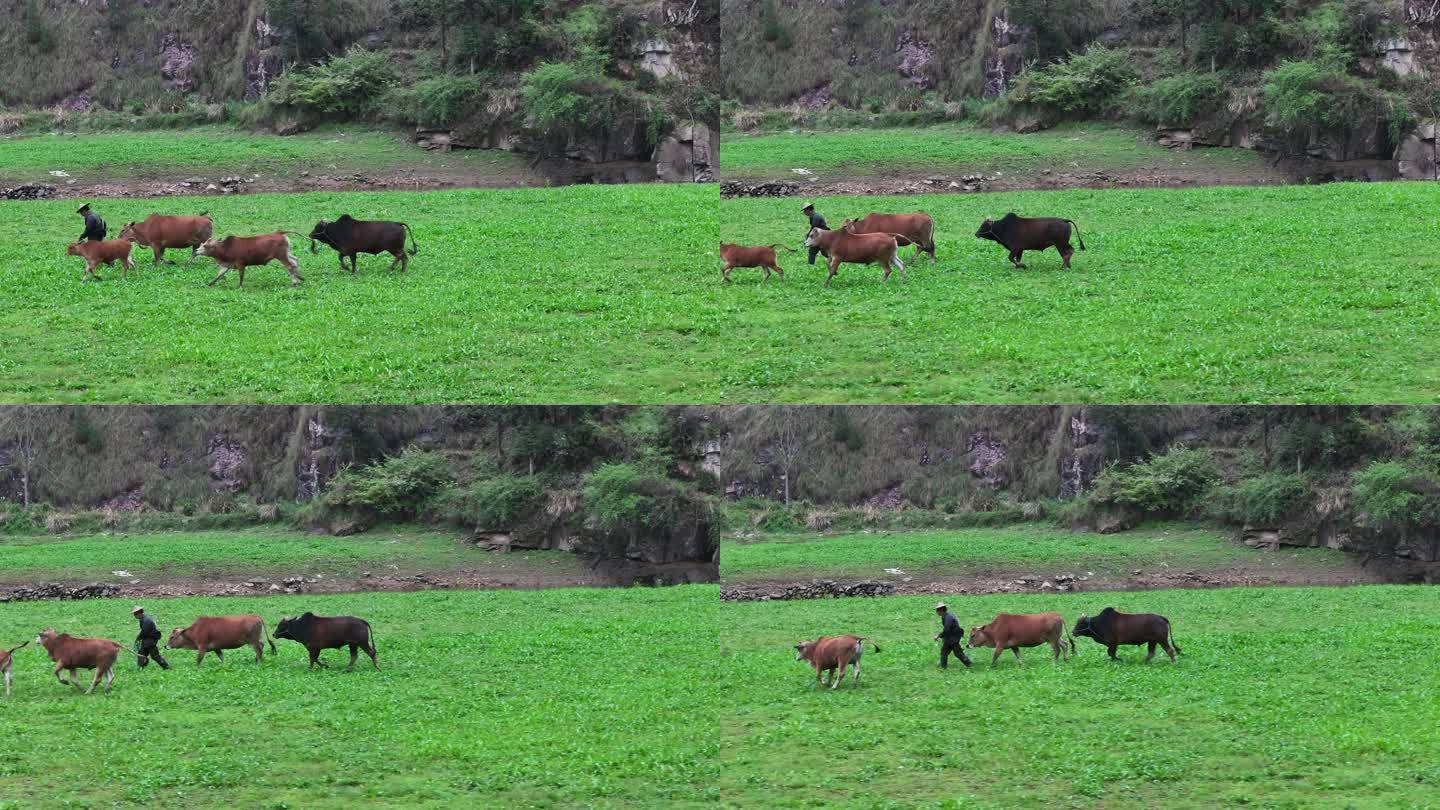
[269,48,398,119]
[1087,446,1221,516]
[519,60,670,149]
[388,74,488,128]
[323,448,454,517]
[432,474,543,528]
[1011,47,1139,119]
[1136,71,1227,126]
[1262,60,1413,147]
[1350,461,1440,530]
[1214,473,1310,525]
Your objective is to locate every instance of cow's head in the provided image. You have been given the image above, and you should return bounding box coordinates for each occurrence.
[307,221,332,253]
[117,223,143,244]
[1073,615,1095,640]
[66,242,83,257]
[794,640,815,662]
[35,629,58,648]
[803,227,826,248]
[274,613,313,641]
[166,627,194,650]
[840,218,858,234]
[274,616,295,640]
[195,238,227,258]
[967,625,995,649]
[975,218,1000,243]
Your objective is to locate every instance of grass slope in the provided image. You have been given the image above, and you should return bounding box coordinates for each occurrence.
[720,525,1349,582]
[0,184,716,403]
[0,528,582,584]
[0,586,717,808]
[720,585,1440,808]
[720,181,1440,403]
[720,123,1266,181]
[0,126,525,185]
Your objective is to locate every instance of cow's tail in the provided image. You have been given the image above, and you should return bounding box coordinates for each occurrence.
[1168,619,1181,656]
[890,234,915,247]
[765,243,795,253]
[1064,621,1077,656]
[197,211,209,218]
[403,223,419,256]
[261,619,277,654]
[365,620,377,652]
[4,641,29,656]
[1066,220,1086,251]
[279,231,316,253]
[922,216,936,253]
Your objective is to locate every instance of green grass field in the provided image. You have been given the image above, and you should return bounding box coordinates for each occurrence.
[720,525,1348,582]
[0,184,718,403]
[720,181,1440,403]
[0,126,525,184]
[0,586,717,807]
[720,123,1266,181]
[720,585,1440,808]
[0,528,582,584]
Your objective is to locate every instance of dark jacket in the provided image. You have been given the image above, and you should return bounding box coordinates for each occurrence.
[80,211,107,242]
[136,614,160,641]
[939,611,963,640]
[806,210,828,230]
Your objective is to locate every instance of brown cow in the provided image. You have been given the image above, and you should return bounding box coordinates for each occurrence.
[198,233,305,288]
[719,242,790,284]
[1,641,28,697]
[968,612,1076,665]
[975,213,1085,270]
[1073,608,1181,663]
[66,239,135,281]
[118,213,214,265]
[843,212,937,263]
[35,629,122,694]
[166,614,277,666]
[794,635,880,689]
[804,227,914,287]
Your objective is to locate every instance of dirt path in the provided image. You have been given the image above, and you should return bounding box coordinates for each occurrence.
[721,162,1292,199]
[720,556,1399,601]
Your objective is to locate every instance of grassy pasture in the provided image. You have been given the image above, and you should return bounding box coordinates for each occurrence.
[719,123,1266,181]
[720,181,1440,403]
[0,528,582,585]
[720,525,1350,583]
[0,586,717,808]
[0,184,717,403]
[0,126,525,185]
[719,585,1440,808]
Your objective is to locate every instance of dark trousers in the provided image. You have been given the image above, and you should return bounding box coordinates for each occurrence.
[137,638,169,669]
[940,638,971,669]
[808,246,825,265]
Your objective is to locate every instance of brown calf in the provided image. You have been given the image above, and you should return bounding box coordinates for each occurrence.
[35,629,122,694]
[118,213,214,265]
[167,614,277,666]
[198,233,304,288]
[719,242,790,284]
[804,227,914,287]
[794,635,880,689]
[968,612,1076,665]
[1,641,28,697]
[66,239,135,281]
[844,212,937,263]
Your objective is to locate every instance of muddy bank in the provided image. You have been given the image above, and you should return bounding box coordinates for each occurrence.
[720,558,1408,601]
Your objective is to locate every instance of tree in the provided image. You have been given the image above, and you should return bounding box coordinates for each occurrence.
[0,407,44,507]
[1137,0,1210,61]
[774,410,804,504]
[397,0,466,65]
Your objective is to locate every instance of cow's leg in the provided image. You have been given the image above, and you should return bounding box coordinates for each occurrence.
[53,663,67,685]
[85,668,102,695]
[1011,648,1023,664]
[831,661,846,689]
[1107,644,1119,661]
[237,267,246,288]
[772,262,784,278]
[365,641,379,671]
[1010,250,1026,269]
[103,665,115,693]
[3,668,10,696]
[253,639,263,663]
[1145,642,1157,663]
[347,644,359,670]
[894,253,907,281]
[1060,245,1074,269]
[398,250,408,272]
[282,254,303,286]
[825,257,839,288]
[310,648,329,669]
[206,264,232,287]
[85,260,102,281]
[188,244,198,264]
[991,648,1004,666]
[196,649,206,667]
[1161,641,1177,663]
[927,243,937,264]
[721,262,733,284]
[881,259,892,283]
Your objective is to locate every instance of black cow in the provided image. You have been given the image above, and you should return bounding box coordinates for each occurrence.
[975,213,1085,269]
[273,612,378,670]
[307,215,418,274]
[1073,608,1180,663]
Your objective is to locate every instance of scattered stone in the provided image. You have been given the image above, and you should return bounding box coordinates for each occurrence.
[720,181,801,198]
[1,184,57,200]
[0,582,120,602]
[720,580,895,602]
